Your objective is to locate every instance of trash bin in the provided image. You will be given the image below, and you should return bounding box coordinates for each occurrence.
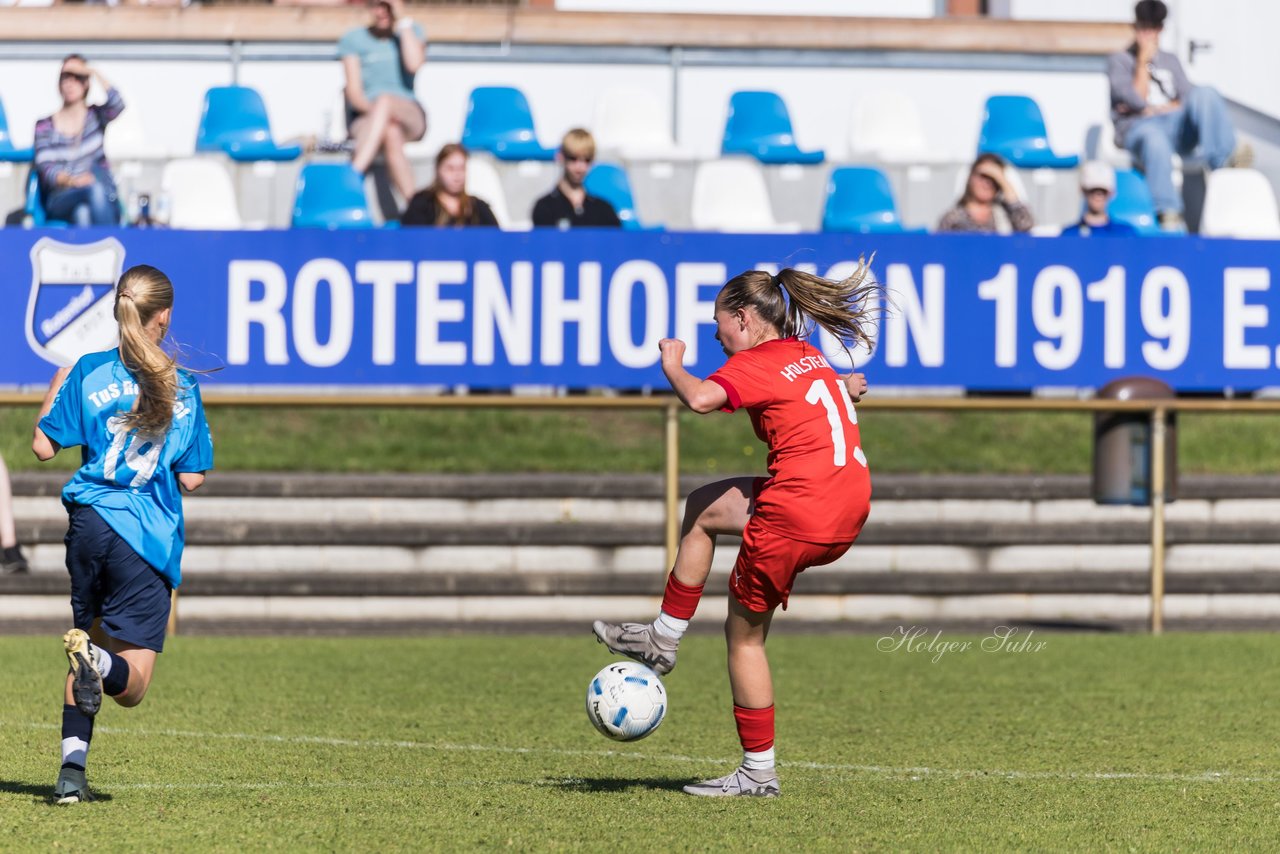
[1093,377,1177,505]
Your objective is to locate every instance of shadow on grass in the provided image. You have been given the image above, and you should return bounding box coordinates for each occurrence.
[0,780,113,804]
[545,776,692,794]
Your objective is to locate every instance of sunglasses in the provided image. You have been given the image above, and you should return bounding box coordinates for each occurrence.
[562,152,594,164]
[60,72,89,84]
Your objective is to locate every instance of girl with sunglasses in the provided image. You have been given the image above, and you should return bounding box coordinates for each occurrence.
[34,54,124,226]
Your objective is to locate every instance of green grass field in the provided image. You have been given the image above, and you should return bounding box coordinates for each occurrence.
[1,632,1278,850]
[5,405,1280,475]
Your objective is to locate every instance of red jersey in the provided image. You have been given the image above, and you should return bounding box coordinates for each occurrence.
[709,337,871,543]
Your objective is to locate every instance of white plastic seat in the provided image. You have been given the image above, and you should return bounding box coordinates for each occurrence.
[1200,168,1280,239]
[690,159,794,233]
[104,103,170,161]
[848,90,944,164]
[465,155,510,228]
[593,86,690,160]
[161,158,242,229]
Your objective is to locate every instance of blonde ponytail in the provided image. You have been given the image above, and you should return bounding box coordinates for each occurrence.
[114,264,178,436]
[718,261,879,353]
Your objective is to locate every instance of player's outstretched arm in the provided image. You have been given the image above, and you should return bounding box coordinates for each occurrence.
[660,338,728,414]
[31,366,71,462]
[843,372,869,403]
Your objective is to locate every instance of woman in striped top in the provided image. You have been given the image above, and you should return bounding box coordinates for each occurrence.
[34,55,124,226]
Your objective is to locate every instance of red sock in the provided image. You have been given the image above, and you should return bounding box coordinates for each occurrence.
[733,704,775,753]
[660,574,704,620]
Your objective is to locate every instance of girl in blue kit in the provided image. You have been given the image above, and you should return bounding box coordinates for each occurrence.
[32,264,214,804]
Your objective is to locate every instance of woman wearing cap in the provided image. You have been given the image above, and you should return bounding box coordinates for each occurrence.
[1065,161,1137,237]
[937,153,1034,234]
[338,0,427,208]
[34,55,124,226]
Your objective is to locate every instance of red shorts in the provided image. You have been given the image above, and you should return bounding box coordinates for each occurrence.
[728,516,853,613]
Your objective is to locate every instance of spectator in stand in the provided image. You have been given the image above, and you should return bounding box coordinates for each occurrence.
[34,55,123,227]
[1109,0,1249,231]
[339,0,427,208]
[402,144,498,227]
[1064,161,1137,237]
[1,454,30,575]
[936,153,1033,234]
[531,129,621,229]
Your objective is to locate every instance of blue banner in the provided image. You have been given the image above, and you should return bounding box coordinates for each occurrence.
[4,228,1280,392]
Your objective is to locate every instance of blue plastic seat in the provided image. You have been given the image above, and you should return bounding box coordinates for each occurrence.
[822,166,921,234]
[1109,169,1159,234]
[0,97,33,162]
[461,87,556,162]
[977,95,1078,169]
[24,168,68,227]
[196,86,302,162]
[291,163,375,229]
[584,163,660,231]
[721,91,824,165]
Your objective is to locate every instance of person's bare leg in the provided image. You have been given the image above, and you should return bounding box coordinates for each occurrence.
[0,454,17,550]
[726,597,774,708]
[382,120,417,203]
[350,95,394,174]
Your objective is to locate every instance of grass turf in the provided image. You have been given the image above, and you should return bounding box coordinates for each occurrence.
[4,405,1280,475]
[1,632,1278,850]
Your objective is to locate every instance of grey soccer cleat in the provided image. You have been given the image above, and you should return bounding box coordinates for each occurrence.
[682,766,779,798]
[54,766,94,804]
[591,620,678,675]
[63,629,102,717]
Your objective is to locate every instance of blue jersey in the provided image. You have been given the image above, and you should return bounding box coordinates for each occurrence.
[39,349,214,587]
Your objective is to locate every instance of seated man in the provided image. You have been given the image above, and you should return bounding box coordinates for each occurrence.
[531,129,621,229]
[1108,0,1249,230]
[1064,161,1137,237]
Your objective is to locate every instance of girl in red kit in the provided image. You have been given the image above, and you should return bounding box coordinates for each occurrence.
[594,265,874,798]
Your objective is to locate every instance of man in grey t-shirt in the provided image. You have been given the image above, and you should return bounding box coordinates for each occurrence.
[1108,0,1245,229]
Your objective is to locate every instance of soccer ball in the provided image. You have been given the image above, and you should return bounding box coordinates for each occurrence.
[585,661,667,742]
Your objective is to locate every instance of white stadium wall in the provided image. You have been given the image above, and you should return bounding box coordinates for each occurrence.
[553,0,937,17]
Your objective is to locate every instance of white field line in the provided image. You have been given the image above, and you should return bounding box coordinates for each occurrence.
[8,721,1276,784]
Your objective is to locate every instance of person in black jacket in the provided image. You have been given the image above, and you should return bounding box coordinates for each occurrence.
[531,129,620,229]
[402,143,499,227]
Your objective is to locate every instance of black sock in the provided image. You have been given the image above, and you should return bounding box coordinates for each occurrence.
[101,649,131,697]
[61,703,94,771]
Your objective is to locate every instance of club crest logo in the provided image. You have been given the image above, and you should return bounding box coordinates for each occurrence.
[25,237,125,366]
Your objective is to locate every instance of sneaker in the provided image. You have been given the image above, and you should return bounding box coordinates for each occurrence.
[1226,141,1255,169]
[1157,211,1186,232]
[683,765,779,798]
[53,766,93,804]
[591,620,678,675]
[63,629,102,717]
[1,545,29,575]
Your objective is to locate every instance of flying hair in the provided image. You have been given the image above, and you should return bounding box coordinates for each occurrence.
[113,264,178,436]
[717,261,879,354]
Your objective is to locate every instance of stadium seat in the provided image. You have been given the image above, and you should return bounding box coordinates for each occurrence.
[721,91,824,165]
[690,159,794,232]
[104,103,170,161]
[461,86,556,162]
[0,97,33,162]
[291,163,375,229]
[592,87,688,160]
[161,158,242,229]
[848,91,938,163]
[460,155,511,229]
[977,95,1078,169]
[195,85,302,162]
[821,166,921,234]
[23,168,68,227]
[1199,168,1280,239]
[1108,169,1159,235]
[585,163,660,231]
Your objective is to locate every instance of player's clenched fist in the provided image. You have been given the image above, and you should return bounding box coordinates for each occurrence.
[658,338,687,365]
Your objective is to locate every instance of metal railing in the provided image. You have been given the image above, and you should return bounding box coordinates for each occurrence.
[6,390,1280,635]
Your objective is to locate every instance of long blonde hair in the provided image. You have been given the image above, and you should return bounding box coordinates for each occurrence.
[717,263,878,353]
[114,264,177,435]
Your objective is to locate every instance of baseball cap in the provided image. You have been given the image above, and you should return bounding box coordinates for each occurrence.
[1079,160,1116,194]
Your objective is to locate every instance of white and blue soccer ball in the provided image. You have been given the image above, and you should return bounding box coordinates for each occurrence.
[585,661,667,742]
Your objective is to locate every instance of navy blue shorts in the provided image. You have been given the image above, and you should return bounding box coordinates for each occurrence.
[65,504,171,653]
